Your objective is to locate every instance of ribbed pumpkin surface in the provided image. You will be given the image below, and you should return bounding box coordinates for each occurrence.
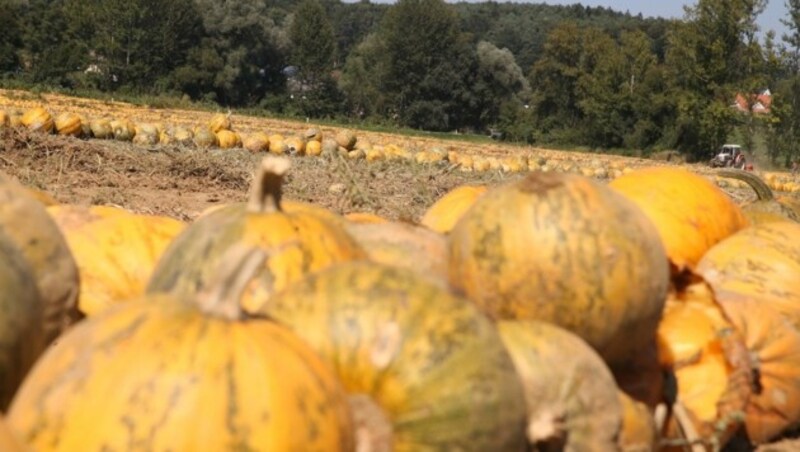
[0,229,46,410]
[8,250,354,451]
[148,157,365,313]
[260,262,528,451]
[0,416,24,451]
[696,221,800,328]
[609,167,748,272]
[497,320,622,451]
[447,171,669,365]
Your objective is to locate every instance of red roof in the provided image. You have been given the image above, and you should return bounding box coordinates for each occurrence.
[734,90,772,114]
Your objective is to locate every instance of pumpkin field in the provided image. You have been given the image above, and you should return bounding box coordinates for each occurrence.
[1,88,800,451]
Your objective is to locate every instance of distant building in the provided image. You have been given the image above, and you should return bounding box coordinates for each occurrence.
[733,89,772,114]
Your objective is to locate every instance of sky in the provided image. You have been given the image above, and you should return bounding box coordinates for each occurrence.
[353,1,792,39]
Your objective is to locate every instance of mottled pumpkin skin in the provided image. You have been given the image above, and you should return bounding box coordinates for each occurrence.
[696,221,800,328]
[618,391,658,452]
[719,299,800,444]
[609,167,748,272]
[0,230,46,410]
[344,212,389,224]
[344,220,448,285]
[497,320,622,451]
[147,202,366,313]
[420,185,487,234]
[447,172,669,366]
[20,107,53,133]
[656,280,751,445]
[261,262,528,451]
[8,296,354,451]
[0,173,80,342]
[60,213,186,317]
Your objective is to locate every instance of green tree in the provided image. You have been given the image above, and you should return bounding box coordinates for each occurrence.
[378,0,475,130]
[338,32,389,119]
[470,40,530,130]
[0,0,22,73]
[783,0,800,70]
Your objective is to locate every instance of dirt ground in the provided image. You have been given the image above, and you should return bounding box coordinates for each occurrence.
[0,128,525,222]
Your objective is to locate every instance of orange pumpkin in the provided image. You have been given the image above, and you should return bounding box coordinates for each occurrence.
[0,229,46,410]
[618,391,659,452]
[344,211,389,224]
[208,112,231,132]
[46,204,131,233]
[420,185,487,233]
[609,167,748,274]
[242,132,270,153]
[718,298,800,444]
[8,247,354,451]
[88,118,113,139]
[132,123,160,145]
[25,187,58,206]
[447,171,669,366]
[110,119,135,141]
[216,129,241,149]
[259,262,528,451]
[147,156,366,313]
[656,278,751,446]
[306,139,322,156]
[497,320,623,450]
[20,107,54,133]
[54,112,82,137]
[192,126,217,148]
[696,221,800,328]
[58,212,186,317]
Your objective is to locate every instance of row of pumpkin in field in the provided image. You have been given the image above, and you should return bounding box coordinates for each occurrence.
[5,103,800,195]
[0,151,799,451]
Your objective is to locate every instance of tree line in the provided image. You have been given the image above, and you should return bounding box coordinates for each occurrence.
[1,0,800,165]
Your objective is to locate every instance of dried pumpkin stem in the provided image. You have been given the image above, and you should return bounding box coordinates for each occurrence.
[349,394,393,452]
[247,156,291,214]
[197,245,268,321]
[717,169,774,201]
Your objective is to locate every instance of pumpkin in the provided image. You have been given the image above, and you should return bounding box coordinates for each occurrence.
[284,136,306,155]
[608,167,748,274]
[88,118,113,139]
[718,298,800,444]
[618,391,658,452]
[165,126,194,145]
[259,262,528,451]
[656,277,751,447]
[268,134,287,154]
[216,129,241,149]
[344,211,389,224]
[76,114,92,137]
[717,169,799,223]
[59,212,186,317]
[54,112,82,137]
[496,320,623,450]
[0,229,46,410]
[109,119,135,141]
[242,132,270,153]
[0,110,8,128]
[147,156,366,313]
[306,139,323,156]
[20,107,54,133]
[0,172,80,342]
[304,127,322,142]
[335,130,357,150]
[132,122,160,145]
[7,246,354,451]
[696,221,800,328]
[447,171,669,366]
[192,126,217,148]
[0,416,24,451]
[208,112,231,132]
[420,185,488,234]
[343,220,448,285]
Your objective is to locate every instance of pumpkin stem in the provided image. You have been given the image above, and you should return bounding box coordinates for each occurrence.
[348,394,393,452]
[527,408,567,449]
[717,169,774,201]
[197,245,267,321]
[247,156,291,214]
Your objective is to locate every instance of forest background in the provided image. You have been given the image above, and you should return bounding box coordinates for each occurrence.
[1,0,799,166]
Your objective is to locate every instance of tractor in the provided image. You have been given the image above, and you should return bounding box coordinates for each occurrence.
[709,144,747,169]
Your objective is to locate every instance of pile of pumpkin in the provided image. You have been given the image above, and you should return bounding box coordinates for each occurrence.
[2,138,800,449]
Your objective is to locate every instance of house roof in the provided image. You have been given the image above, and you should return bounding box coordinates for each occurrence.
[734,89,772,114]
